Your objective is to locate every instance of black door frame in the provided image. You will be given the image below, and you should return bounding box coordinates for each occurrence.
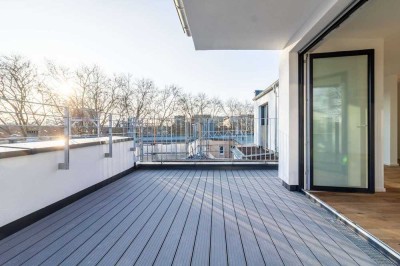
[308,49,375,193]
[297,0,370,192]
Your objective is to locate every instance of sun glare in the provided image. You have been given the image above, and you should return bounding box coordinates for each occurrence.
[57,81,73,97]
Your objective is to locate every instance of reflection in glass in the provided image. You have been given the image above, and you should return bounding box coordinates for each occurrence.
[312,55,368,188]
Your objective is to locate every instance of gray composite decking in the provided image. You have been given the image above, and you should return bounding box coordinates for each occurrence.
[0,169,393,265]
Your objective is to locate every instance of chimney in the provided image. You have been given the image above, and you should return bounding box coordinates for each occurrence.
[254,90,263,97]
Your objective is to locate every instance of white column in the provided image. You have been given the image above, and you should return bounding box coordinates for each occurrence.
[398,79,400,160]
[254,103,260,146]
[383,74,399,166]
[278,47,299,189]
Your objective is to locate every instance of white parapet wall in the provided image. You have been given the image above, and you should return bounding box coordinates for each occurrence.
[0,138,135,227]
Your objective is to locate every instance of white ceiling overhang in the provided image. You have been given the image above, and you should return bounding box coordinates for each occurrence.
[180,0,353,50]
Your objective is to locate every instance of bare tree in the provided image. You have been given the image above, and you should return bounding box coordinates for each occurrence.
[238,100,253,116]
[0,54,256,142]
[224,98,241,117]
[116,73,134,117]
[151,84,181,125]
[0,55,54,137]
[235,100,254,132]
[195,92,211,117]
[178,92,197,120]
[209,96,224,117]
[42,60,72,117]
[68,65,122,129]
[132,78,157,120]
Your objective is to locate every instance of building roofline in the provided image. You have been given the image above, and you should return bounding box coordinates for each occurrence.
[253,80,279,101]
[174,0,191,37]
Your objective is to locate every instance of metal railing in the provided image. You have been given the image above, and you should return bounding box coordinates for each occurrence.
[136,116,278,163]
[0,98,278,165]
[0,98,139,169]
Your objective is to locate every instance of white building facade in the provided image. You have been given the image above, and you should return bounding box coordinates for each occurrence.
[175,0,400,193]
[253,80,279,154]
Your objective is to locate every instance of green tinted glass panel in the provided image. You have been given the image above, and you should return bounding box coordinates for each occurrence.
[312,55,368,188]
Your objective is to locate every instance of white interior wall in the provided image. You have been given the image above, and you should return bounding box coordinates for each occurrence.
[398,80,400,160]
[312,38,385,192]
[384,74,399,166]
[385,38,400,163]
[383,33,400,166]
[0,141,135,227]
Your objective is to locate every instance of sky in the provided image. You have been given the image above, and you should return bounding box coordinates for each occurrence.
[0,0,279,101]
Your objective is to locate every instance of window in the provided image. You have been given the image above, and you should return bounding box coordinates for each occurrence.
[260,104,268,125]
[260,105,265,125]
[219,146,224,154]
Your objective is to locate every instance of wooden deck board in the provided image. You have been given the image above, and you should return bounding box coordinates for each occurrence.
[259,171,368,266]
[220,169,247,266]
[191,170,212,266]
[209,170,228,266]
[0,168,392,266]
[152,170,201,266]
[228,170,266,265]
[134,170,198,265]
[171,170,206,266]
[1,170,159,266]
[30,171,164,266]
[243,171,302,265]
[0,169,150,256]
[251,170,322,265]
[235,170,283,265]
[118,170,194,265]
[56,171,168,266]
[97,171,186,265]
[79,170,180,265]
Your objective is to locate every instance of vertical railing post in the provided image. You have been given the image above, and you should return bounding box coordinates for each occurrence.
[129,118,136,150]
[105,113,112,158]
[140,124,144,161]
[58,107,70,170]
[198,118,202,156]
[185,119,189,158]
[97,114,101,137]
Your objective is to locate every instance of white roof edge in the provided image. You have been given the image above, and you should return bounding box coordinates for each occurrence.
[174,0,192,37]
[253,80,279,101]
[178,0,355,51]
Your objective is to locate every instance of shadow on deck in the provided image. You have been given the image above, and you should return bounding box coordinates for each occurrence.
[0,169,394,265]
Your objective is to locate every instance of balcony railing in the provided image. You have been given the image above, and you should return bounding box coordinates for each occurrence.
[0,98,278,164]
[135,116,278,163]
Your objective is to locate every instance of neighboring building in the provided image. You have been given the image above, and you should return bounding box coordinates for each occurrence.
[0,125,63,143]
[253,80,279,153]
[175,0,400,193]
[173,115,186,136]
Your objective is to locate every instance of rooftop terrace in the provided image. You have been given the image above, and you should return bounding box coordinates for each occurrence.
[0,168,394,265]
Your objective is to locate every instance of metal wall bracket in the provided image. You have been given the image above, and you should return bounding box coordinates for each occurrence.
[58,107,70,170]
[104,114,113,158]
[58,163,69,170]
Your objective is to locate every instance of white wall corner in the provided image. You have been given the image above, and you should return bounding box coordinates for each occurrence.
[398,79,400,160]
[375,187,386,192]
[278,45,299,186]
[383,74,398,166]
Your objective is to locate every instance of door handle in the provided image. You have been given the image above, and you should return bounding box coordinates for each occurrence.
[356,124,368,128]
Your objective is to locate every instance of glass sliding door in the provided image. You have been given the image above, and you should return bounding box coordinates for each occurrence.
[309,50,374,192]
